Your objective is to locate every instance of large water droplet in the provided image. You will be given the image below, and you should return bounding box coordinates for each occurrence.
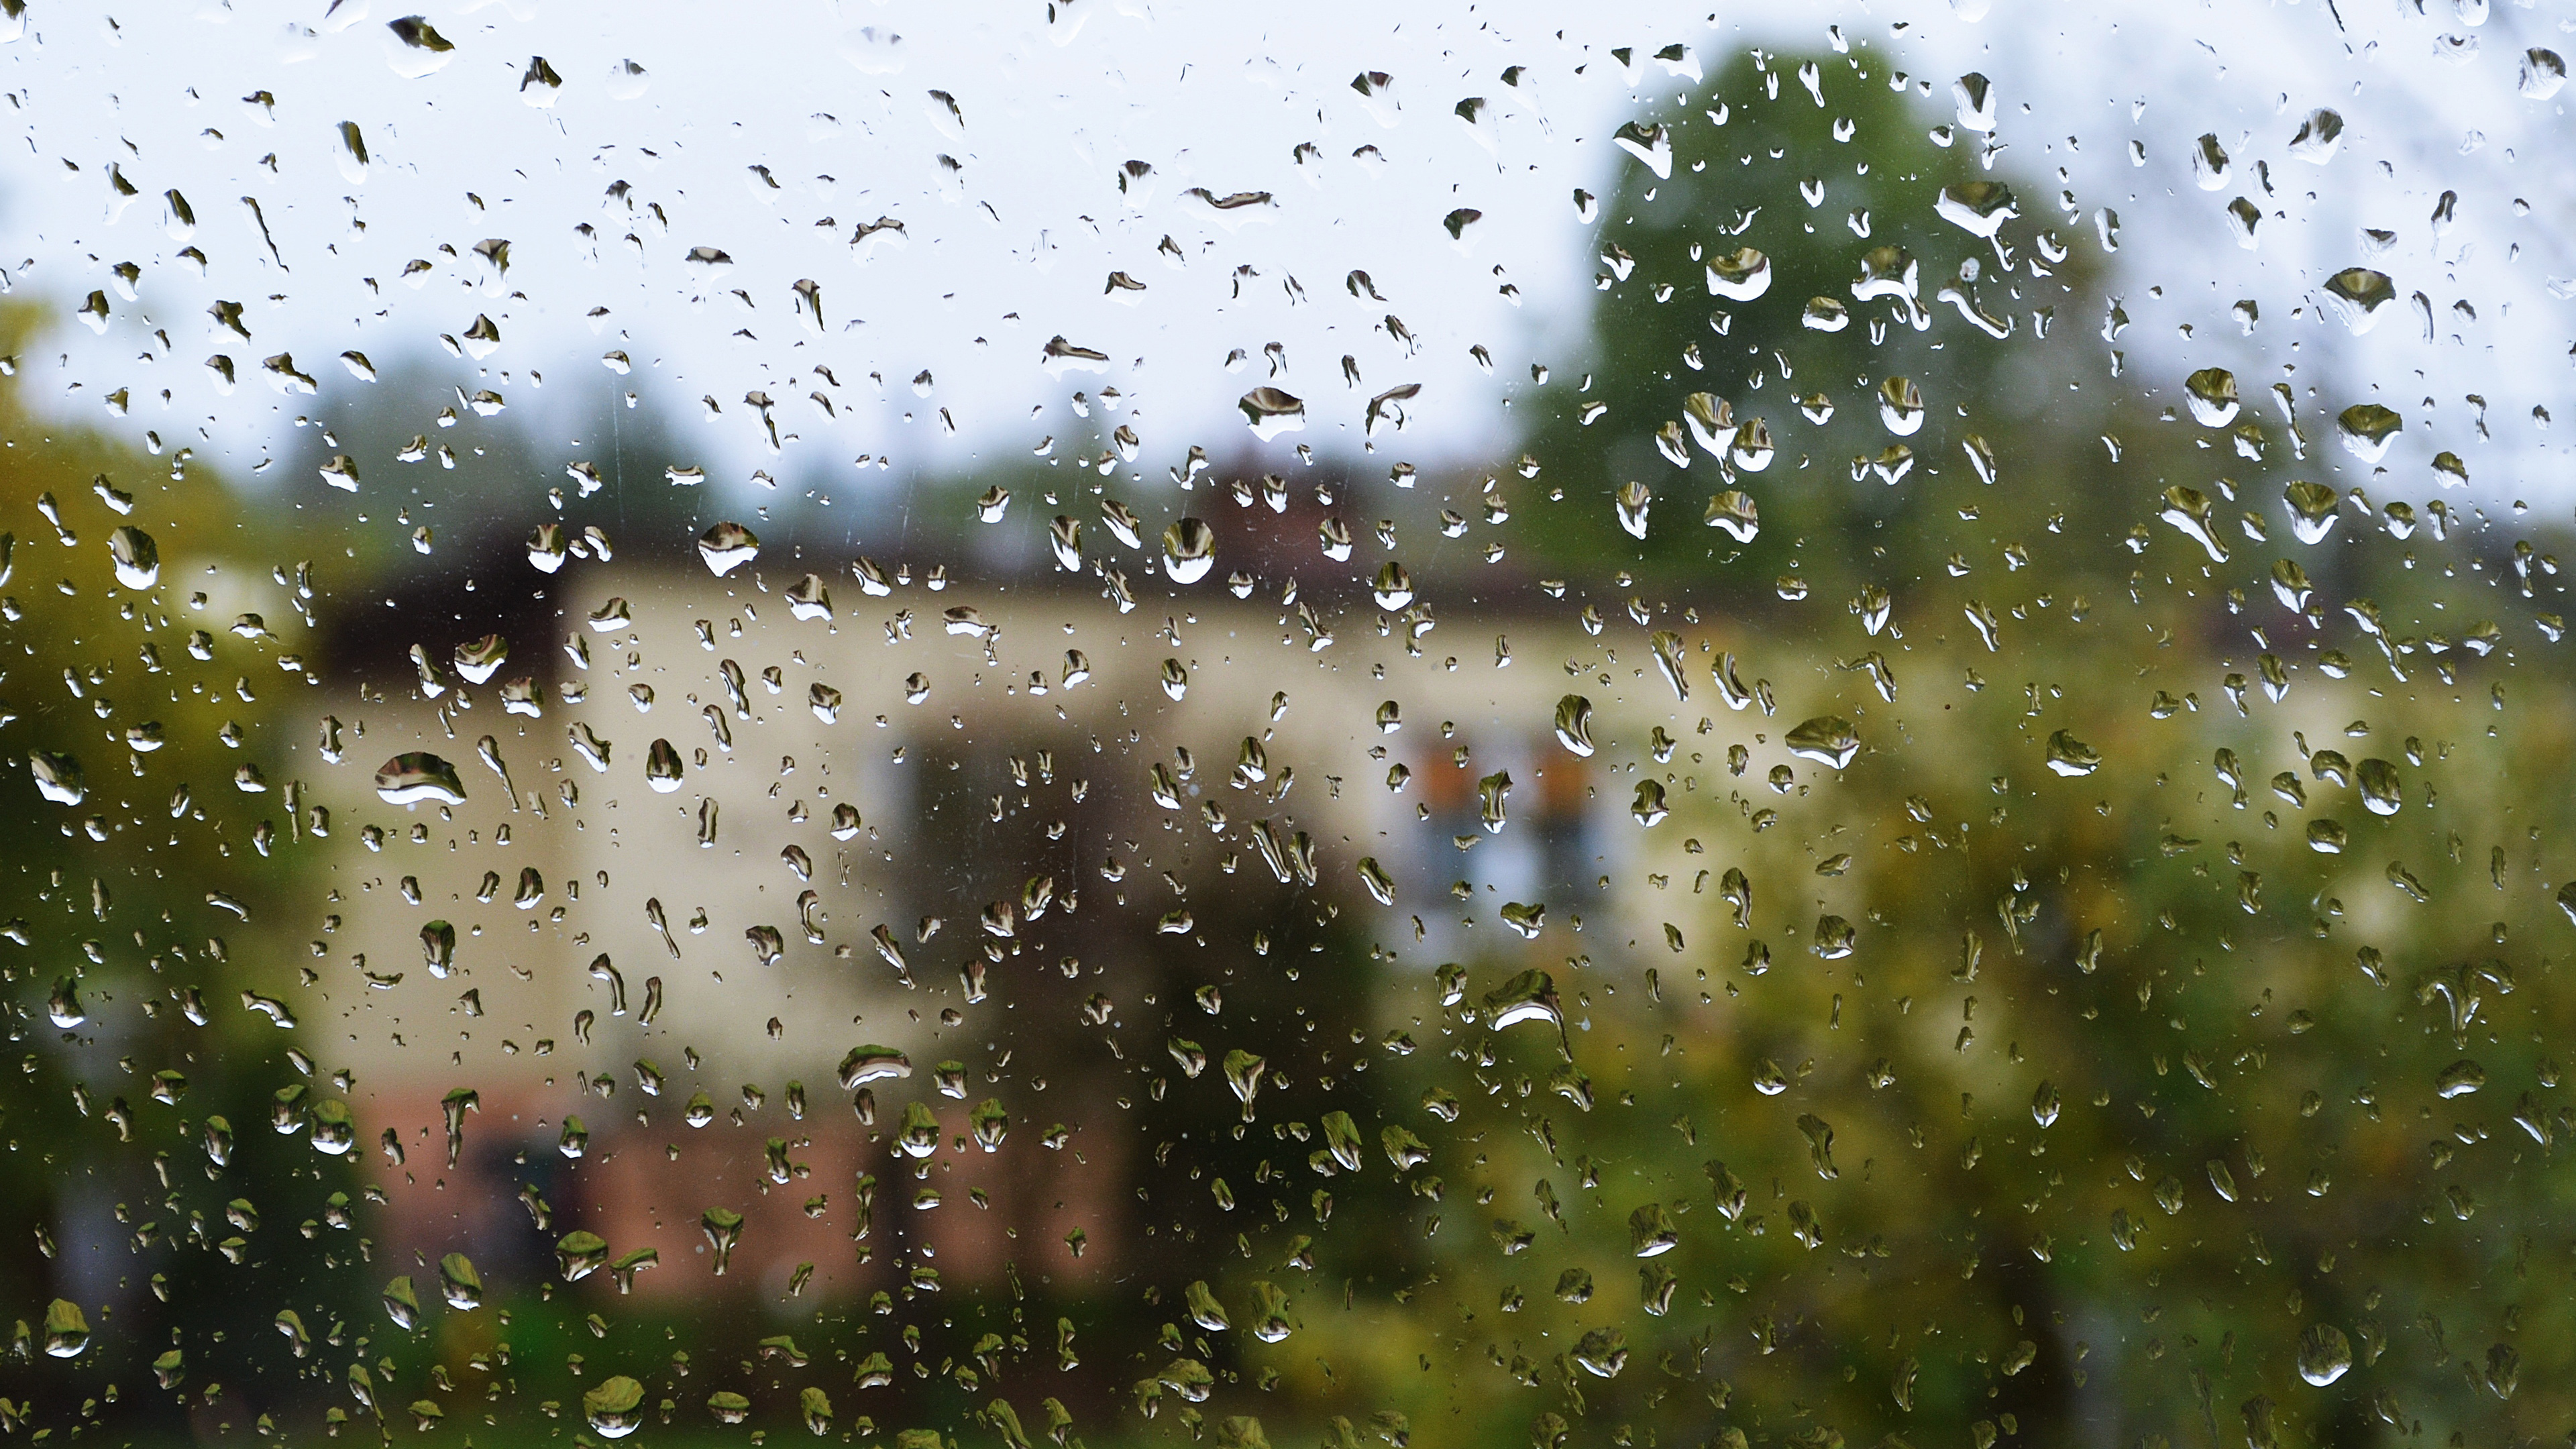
[1614,481,1652,538]
[2356,757,2403,816]
[452,634,508,684]
[375,753,466,805]
[645,739,686,792]
[108,525,159,588]
[697,521,760,576]
[1483,969,1562,1031]
[30,751,85,806]
[2183,368,2240,427]
[1162,518,1216,583]
[1785,716,1862,769]
[1703,489,1760,541]
[1553,695,1595,756]
[1371,561,1415,610]
[2282,481,2340,544]
[837,1045,912,1088]
[2295,1324,2353,1387]
[420,920,455,977]
[437,1252,484,1309]
[1238,387,1306,439]
[557,1230,610,1283]
[700,1208,743,1273]
[2337,404,2403,464]
[1703,246,1771,301]
[42,1299,89,1358]
[2045,731,2100,777]
[582,1376,647,1438]
[1934,180,2018,237]
[1878,377,1925,435]
[2320,268,2396,333]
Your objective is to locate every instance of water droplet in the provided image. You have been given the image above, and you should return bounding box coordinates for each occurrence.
[2190,132,2231,190]
[2321,268,2396,333]
[1934,180,2018,237]
[696,521,760,576]
[1703,246,1771,301]
[107,525,159,588]
[380,1276,421,1330]
[1785,716,1861,769]
[2356,757,2402,815]
[2337,404,2403,464]
[42,1299,89,1358]
[1483,969,1562,1032]
[452,634,508,684]
[1727,419,1776,472]
[557,1231,609,1283]
[1877,377,1925,435]
[700,1208,744,1273]
[1162,518,1216,583]
[1703,489,1760,541]
[582,1376,647,1438]
[1185,1281,1232,1332]
[1614,481,1653,538]
[1553,695,1595,756]
[2159,485,2231,563]
[1612,121,1674,179]
[2295,1324,2353,1387]
[1238,387,1306,439]
[375,753,466,806]
[2435,1059,2485,1098]
[47,977,83,1028]
[2287,109,2343,163]
[437,1251,484,1309]
[2184,368,2240,427]
[420,920,456,977]
[30,751,85,806]
[1371,561,1415,610]
[2283,481,2340,544]
[2044,731,2100,776]
[837,1045,912,1088]
[2522,47,2568,98]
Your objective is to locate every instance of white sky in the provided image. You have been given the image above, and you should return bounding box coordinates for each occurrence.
[0,0,2567,510]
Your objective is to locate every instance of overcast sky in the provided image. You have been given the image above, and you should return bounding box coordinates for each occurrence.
[0,0,2566,511]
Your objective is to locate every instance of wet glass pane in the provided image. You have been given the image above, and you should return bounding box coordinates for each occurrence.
[0,3,2568,1446]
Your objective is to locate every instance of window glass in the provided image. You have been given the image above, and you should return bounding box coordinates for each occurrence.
[0,4,2566,1446]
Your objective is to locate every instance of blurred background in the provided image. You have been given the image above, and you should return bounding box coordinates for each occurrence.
[0,3,2571,1448]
